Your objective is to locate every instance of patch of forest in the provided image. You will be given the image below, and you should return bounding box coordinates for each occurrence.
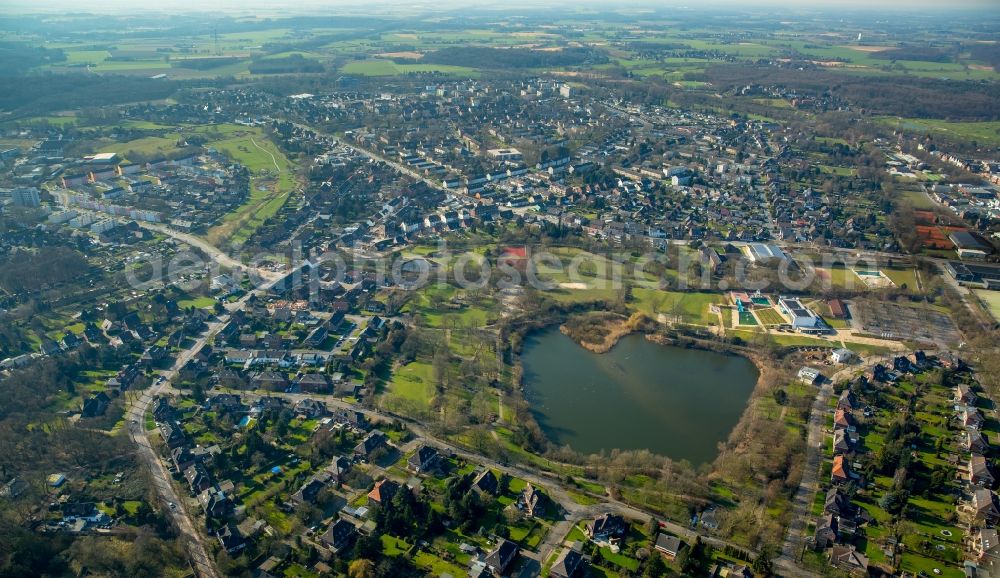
[0,73,179,116]
[869,45,953,63]
[970,43,1000,73]
[0,42,66,74]
[694,63,1000,120]
[247,54,325,74]
[419,46,608,69]
[0,247,92,294]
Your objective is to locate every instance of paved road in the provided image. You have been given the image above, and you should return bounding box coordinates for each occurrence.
[777,377,833,569]
[776,356,896,577]
[122,239,269,578]
[137,222,284,284]
[201,386,755,567]
[125,321,228,578]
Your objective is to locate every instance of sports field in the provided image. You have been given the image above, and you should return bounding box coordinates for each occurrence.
[975,289,1000,323]
[755,308,786,326]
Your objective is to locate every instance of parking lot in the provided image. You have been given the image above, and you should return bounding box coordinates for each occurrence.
[851,300,961,346]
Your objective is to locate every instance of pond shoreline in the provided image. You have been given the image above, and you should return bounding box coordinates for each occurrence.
[518,326,761,464]
[512,313,776,458]
[556,312,768,379]
[558,312,646,354]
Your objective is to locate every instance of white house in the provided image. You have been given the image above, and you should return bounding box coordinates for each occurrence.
[831,348,856,364]
[798,366,823,385]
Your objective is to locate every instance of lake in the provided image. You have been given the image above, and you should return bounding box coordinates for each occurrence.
[521,329,759,465]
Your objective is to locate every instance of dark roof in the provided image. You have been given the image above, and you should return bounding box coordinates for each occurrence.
[62,502,99,518]
[473,469,500,495]
[588,513,627,537]
[655,533,683,555]
[825,488,853,518]
[485,538,519,574]
[408,445,439,470]
[298,373,330,386]
[322,518,357,551]
[950,231,994,252]
[354,430,387,456]
[81,392,111,417]
[294,478,326,504]
[550,548,585,578]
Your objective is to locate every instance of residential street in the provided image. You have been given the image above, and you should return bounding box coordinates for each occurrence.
[123,283,261,578]
[134,224,913,578]
[777,356,896,577]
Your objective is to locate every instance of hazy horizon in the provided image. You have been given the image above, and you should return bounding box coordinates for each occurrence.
[2,0,999,17]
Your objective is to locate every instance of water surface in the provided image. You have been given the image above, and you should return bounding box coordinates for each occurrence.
[521,330,759,465]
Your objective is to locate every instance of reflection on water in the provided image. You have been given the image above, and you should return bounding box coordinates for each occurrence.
[521,329,759,465]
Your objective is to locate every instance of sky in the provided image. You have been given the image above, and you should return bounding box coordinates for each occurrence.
[3,0,999,13]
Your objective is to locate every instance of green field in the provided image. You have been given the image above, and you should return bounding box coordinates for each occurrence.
[105,134,183,157]
[195,124,298,246]
[400,283,497,328]
[878,117,1000,147]
[882,267,919,291]
[178,297,217,309]
[631,289,722,325]
[754,307,786,326]
[383,361,436,413]
[900,189,939,210]
[975,289,1000,323]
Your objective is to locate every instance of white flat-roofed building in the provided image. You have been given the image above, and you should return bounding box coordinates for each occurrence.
[745,243,787,262]
[778,296,823,332]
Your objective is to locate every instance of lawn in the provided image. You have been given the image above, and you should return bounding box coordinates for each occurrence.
[200,125,298,245]
[402,282,497,328]
[413,550,466,576]
[729,329,834,348]
[631,289,722,325]
[383,361,436,412]
[381,534,411,556]
[599,546,640,572]
[901,189,939,210]
[877,117,1000,148]
[882,268,919,291]
[567,491,600,506]
[178,296,217,309]
[104,135,183,158]
[974,289,1000,323]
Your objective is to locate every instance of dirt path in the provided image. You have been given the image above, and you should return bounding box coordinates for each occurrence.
[250,135,281,173]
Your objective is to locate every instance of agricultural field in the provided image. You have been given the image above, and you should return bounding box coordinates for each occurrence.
[877,118,1000,148]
